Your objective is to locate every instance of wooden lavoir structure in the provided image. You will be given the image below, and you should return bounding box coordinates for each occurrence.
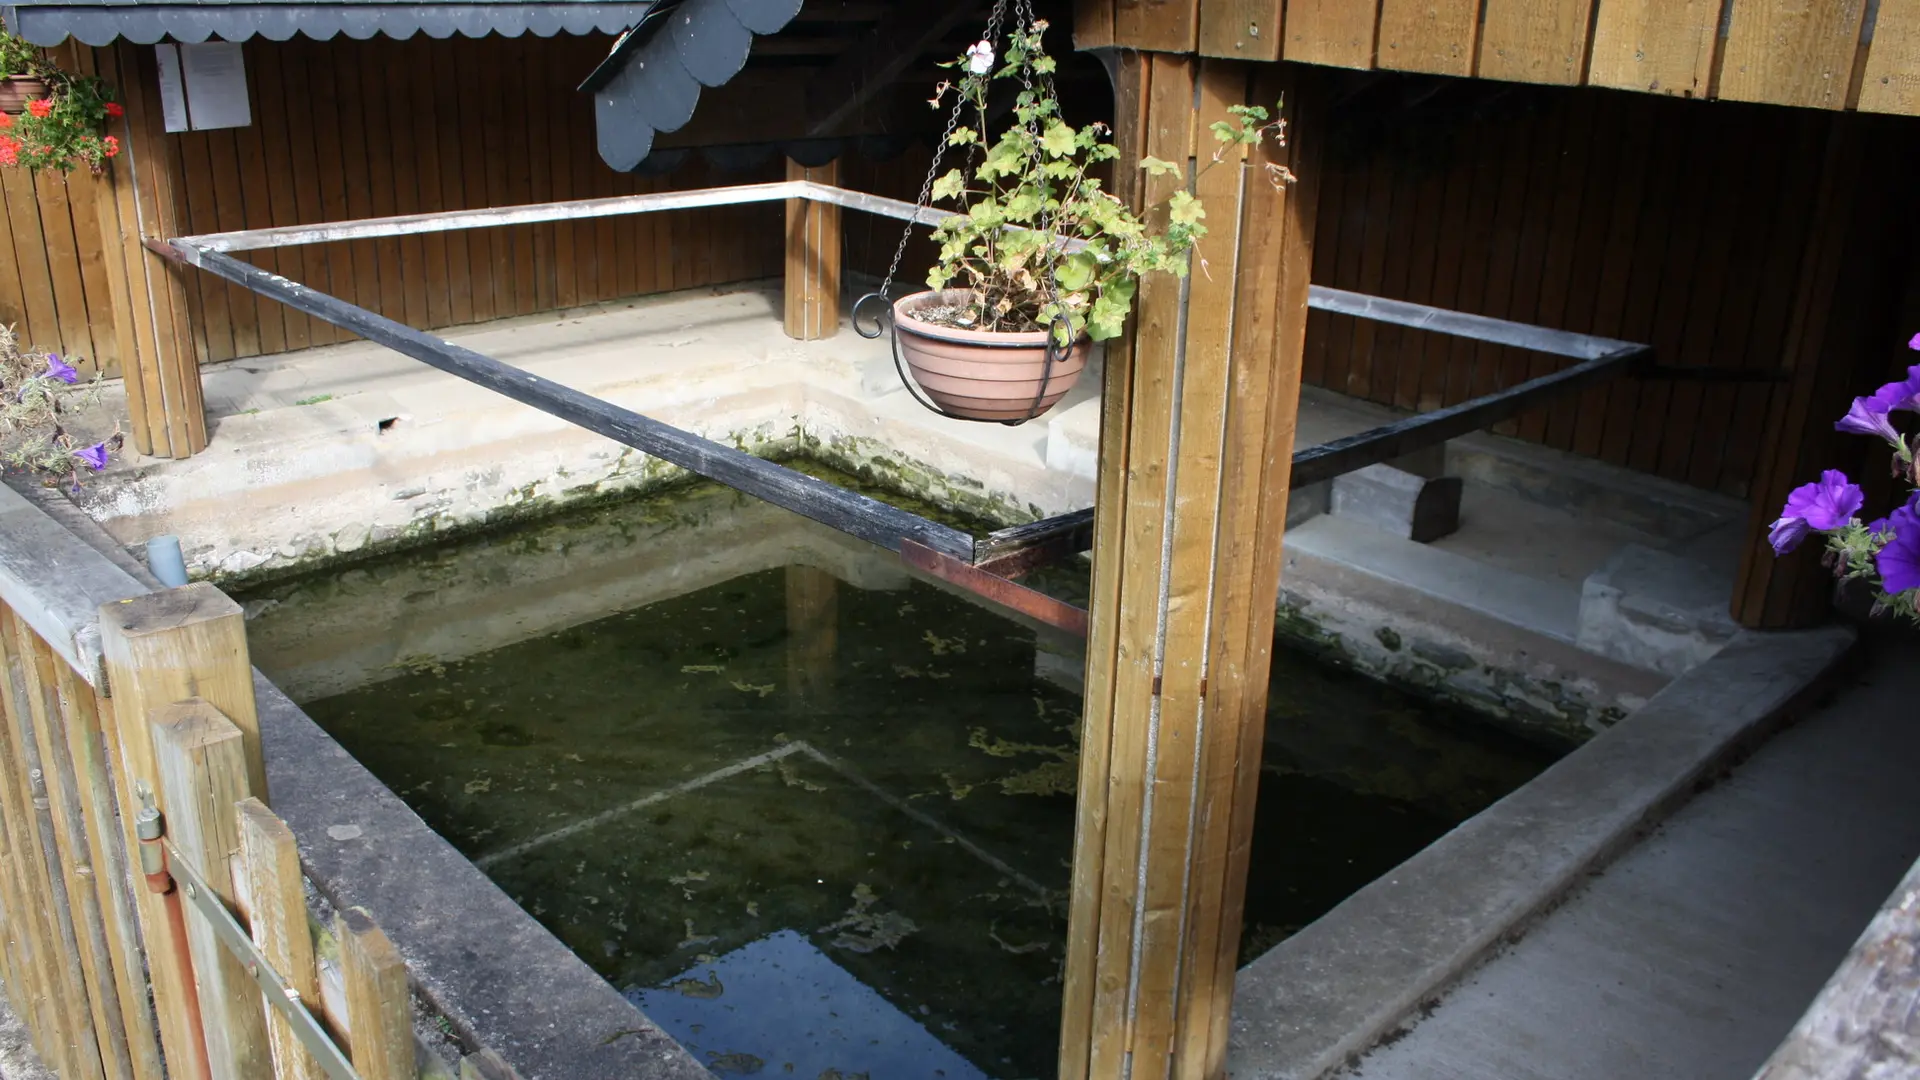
[0,0,1917,1078]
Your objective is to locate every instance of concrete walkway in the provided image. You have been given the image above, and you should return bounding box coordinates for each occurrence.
[1343,631,1920,1080]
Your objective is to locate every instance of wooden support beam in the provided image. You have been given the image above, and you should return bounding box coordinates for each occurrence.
[116,43,209,459]
[150,700,272,1080]
[784,158,842,341]
[1059,56,1324,1080]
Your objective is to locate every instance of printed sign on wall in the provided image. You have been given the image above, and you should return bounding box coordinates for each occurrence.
[154,42,251,133]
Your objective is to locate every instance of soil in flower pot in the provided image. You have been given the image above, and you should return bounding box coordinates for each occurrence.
[0,75,48,115]
[892,289,1090,423]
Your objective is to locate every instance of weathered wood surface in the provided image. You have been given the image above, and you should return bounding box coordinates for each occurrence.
[784,159,842,341]
[150,701,273,1080]
[1752,853,1920,1080]
[0,483,147,689]
[238,799,327,1080]
[1069,0,1920,116]
[1060,55,1323,1080]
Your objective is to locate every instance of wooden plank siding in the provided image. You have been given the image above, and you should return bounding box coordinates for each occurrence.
[157,34,783,368]
[1073,0,1920,115]
[0,31,782,450]
[1296,79,1902,500]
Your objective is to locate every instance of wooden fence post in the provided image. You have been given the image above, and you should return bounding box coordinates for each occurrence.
[238,797,327,1080]
[150,700,272,1080]
[100,584,260,1078]
[338,908,415,1080]
[784,157,842,340]
[1058,56,1324,1080]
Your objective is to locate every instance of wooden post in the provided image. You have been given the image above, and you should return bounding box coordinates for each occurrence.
[150,700,272,1080]
[337,908,414,1080]
[1731,111,1918,628]
[785,564,839,709]
[90,42,209,459]
[1059,56,1323,1080]
[238,799,326,1080]
[784,158,842,340]
[99,584,261,1079]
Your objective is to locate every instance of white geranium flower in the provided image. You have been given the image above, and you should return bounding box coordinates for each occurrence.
[965,40,994,75]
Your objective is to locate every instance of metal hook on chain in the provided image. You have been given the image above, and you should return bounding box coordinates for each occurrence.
[851,293,892,340]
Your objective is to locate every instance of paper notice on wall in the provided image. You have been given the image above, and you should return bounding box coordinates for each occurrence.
[153,44,189,133]
[180,42,251,130]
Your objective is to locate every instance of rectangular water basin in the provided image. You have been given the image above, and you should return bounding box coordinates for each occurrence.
[239,470,1555,1079]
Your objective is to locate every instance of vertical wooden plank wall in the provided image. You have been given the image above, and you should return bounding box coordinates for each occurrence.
[1292,81,1875,502]
[2,31,784,458]
[1068,0,1920,117]
[168,33,785,369]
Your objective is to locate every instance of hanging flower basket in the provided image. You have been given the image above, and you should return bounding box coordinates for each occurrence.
[0,74,48,114]
[853,12,1290,427]
[892,289,1090,423]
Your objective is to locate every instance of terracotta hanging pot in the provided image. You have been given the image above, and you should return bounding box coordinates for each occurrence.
[892,289,1090,424]
[0,75,50,115]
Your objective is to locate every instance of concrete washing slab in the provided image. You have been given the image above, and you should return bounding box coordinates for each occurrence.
[1227,624,1858,1079]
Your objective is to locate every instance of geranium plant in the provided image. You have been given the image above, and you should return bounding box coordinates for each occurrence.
[921,19,1290,342]
[0,67,123,173]
[1767,334,1920,624]
[0,324,120,488]
[0,27,38,78]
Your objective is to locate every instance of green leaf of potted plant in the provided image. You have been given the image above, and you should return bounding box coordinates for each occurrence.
[891,18,1289,423]
[0,26,49,114]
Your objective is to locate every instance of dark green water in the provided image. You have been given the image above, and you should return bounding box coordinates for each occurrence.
[240,475,1554,1079]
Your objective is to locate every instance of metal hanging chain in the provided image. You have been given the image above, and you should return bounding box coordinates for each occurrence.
[855,0,1012,339]
[877,0,1011,301]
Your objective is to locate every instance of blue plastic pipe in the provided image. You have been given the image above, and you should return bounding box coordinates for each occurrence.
[145,535,189,588]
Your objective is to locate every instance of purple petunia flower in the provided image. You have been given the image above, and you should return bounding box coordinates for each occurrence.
[1769,516,1812,555]
[72,442,109,471]
[1876,503,1920,595]
[1836,394,1902,445]
[42,354,78,385]
[1872,366,1920,414]
[1909,331,1920,351]
[1770,469,1864,555]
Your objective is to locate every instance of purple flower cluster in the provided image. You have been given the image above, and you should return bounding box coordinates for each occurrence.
[1770,335,1920,603]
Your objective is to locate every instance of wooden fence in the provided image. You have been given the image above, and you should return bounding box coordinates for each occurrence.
[0,555,504,1079]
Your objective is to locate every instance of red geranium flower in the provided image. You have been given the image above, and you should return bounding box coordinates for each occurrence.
[102,135,119,158]
[26,98,52,118]
[104,102,123,118]
[0,139,17,167]
[0,113,12,129]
